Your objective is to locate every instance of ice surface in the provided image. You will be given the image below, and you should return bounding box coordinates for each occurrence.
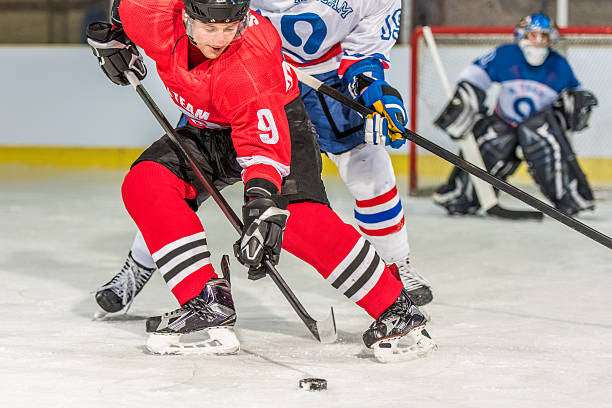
[0,166,611,408]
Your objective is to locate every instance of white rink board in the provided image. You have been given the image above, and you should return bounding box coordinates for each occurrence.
[3,45,611,159]
[0,168,611,407]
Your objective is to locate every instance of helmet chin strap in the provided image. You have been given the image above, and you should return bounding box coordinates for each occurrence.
[181,10,250,48]
[183,12,198,45]
[519,40,549,66]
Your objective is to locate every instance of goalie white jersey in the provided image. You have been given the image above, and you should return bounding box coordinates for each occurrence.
[250,0,401,75]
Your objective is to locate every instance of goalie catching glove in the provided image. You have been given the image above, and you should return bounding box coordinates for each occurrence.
[553,89,598,132]
[350,74,408,149]
[233,180,289,280]
[86,21,146,86]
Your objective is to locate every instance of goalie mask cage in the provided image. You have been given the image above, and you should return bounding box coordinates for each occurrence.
[408,26,612,195]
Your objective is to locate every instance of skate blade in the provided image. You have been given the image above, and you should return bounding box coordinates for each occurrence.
[419,306,431,323]
[372,327,437,363]
[92,310,108,321]
[145,327,240,356]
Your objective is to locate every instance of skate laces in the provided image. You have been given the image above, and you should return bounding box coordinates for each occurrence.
[185,297,218,321]
[185,280,234,322]
[377,290,424,331]
[94,255,154,313]
[395,260,431,292]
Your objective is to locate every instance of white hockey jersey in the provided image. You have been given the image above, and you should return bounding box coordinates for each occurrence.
[250,0,401,75]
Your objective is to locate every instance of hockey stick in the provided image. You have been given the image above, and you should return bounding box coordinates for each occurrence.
[293,68,612,250]
[421,26,542,220]
[124,71,337,343]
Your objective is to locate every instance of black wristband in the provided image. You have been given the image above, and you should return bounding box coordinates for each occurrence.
[244,178,288,209]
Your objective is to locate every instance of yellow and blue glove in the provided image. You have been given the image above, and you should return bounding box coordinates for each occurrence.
[356,77,408,149]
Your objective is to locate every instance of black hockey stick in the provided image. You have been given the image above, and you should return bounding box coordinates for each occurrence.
[124,72,337,343]
[293,68,612,251]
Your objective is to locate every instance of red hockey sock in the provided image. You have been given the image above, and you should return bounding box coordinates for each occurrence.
[122,161,217,305]
[282,202,402,319]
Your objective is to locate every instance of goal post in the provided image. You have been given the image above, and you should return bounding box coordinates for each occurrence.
[408,25,612,195]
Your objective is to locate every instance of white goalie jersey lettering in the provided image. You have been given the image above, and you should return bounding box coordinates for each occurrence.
[458,44,581,125]
[250,0,401,74]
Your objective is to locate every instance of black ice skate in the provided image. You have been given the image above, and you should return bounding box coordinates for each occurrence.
[389,258,433,307]
[363,288,437,363]
[94,251,155,316]
[145,278,239,355]
[432,172,480,216]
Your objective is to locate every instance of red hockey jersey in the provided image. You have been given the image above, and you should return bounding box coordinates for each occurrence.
[119,0,300,191]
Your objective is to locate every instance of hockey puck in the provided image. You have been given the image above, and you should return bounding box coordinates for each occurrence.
[298,378,327,391]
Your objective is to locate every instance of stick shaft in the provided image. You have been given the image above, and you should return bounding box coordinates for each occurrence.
[294,69,612,250]
[125,72,327,339]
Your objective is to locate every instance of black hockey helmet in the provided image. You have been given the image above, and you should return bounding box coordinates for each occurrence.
[183,0,250,23]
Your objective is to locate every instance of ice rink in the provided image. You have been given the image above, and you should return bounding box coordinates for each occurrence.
[1,165,611,408]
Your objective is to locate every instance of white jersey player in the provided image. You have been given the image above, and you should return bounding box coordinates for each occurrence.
[251,0,433,304]
[94,0,434,320]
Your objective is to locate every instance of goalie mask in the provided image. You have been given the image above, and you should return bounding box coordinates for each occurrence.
[515,13,559,66]
[182,0,250,46]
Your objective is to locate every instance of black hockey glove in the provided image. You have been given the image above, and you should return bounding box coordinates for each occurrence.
[553,89,598,132]
[86,21,146,86]
[233,195,289,281]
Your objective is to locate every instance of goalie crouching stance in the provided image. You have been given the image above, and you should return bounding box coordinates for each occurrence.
[86,0,436,361]
[433,12,597,216]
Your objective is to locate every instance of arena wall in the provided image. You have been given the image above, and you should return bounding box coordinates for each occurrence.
[1,45,609,183]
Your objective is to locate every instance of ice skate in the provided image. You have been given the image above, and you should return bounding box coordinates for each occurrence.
[145,278,239,355]
[363,288,437,363]
[389,258,433,306]
[433,186,480,216]
[94,251,156,317]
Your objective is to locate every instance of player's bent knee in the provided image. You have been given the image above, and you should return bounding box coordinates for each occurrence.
[122,161,196,215]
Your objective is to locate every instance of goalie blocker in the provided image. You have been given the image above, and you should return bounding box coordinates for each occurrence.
[434,81,487,140]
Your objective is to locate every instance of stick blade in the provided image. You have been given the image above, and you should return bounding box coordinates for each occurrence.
[487,204,544,220]
[315,307,337,344]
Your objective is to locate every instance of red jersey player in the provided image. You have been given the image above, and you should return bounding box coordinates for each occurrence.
[86,0,435,361]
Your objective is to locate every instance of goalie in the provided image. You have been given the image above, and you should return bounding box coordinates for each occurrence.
[433,12,597,216]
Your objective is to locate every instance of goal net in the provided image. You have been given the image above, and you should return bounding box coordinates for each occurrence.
[408,26,612,195]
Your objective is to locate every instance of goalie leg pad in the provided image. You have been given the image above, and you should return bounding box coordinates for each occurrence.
[473,115,521,176]
[518,109,594,214]
[434,115,520,215]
